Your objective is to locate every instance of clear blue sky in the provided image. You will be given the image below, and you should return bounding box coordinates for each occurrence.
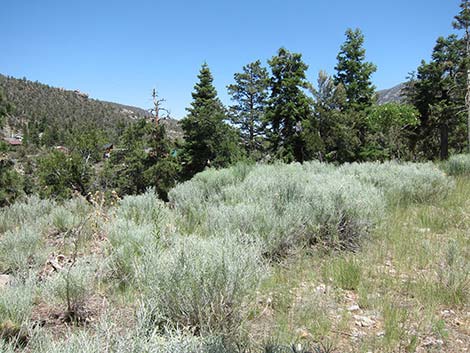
[0,0,460,118]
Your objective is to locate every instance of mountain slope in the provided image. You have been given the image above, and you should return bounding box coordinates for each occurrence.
[0,74,182,140]
[376,82,406,105]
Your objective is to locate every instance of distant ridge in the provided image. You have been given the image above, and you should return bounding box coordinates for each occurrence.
[376,83,406,105]
[0,74,182,140]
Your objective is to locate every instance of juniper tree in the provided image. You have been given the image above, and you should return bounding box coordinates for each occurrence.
[181,63,241,178]
[227,60,269,157]
[266,48,314,162]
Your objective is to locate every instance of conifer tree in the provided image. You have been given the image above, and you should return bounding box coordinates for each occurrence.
[181,63,241,178]
[266,48,314,162]
[453,0,470,151]
[334,28,377,111]
[227,60,269,157]
[406,35,465,159]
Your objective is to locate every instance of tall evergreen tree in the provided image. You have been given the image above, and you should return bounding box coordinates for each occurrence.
[334,28,377,111]
[453,0,470,151]
[406,35,465,159]
[266,48,314,162]
[181,63,241,178]
[227,60,269,157]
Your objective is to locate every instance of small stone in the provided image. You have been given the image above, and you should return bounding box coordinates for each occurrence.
[347,304,360,312]
[0,274,11,289]
[422,336,443,347]
[354,314,375,327]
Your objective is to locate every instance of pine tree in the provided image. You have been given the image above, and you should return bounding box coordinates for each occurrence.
[334,28,377,111]
[227,60,269,157]
[266,48,314,162]
[453,0,470,151]
[181,63,241,178]
[406,35,465,159]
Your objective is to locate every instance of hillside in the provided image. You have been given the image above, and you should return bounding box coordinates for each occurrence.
[0,74,182,140]
[376,83,406,105]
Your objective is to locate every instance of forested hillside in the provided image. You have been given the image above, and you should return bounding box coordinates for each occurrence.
[0,74,182,143]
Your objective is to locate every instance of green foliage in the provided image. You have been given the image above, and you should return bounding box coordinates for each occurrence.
[444,153,470,175]
[38,150,91,200]
[181,63,242,178]
[363,103,419,160]
[0,278,35,340]
[170,162,386,256]
[324,257,362,290]
[0,88,13,128]
[0,159,23,207]
[406,33,466,159]
[312,71,359,162]
[228,60,270,157]
[102,120,180,200]
[334,28,377,111]
[265,48,314,162]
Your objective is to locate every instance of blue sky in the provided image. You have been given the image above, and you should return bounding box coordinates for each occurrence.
[0,0,460,118]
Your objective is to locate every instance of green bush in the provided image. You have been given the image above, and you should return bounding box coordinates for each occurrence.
[444,154,470,176]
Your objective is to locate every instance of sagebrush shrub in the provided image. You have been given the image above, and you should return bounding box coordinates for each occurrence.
[135,235,264,336]
[0,225,47,275]
[444,154,470,176]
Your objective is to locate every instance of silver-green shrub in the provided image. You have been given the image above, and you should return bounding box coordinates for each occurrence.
[0,195,55,233]
[170,162,386,256]
[0,277,36,328]
[339,161,453,204]
[0,225,48,275]
[135,235,265,336]
[444,153,470,176]
[106,189,173,284]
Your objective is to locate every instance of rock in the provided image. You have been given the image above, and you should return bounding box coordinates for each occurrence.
[422,336,443,347]
[354,314,375,327]
[0,275,11,289]
[347,304,360,312]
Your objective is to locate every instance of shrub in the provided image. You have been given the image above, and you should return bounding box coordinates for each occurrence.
[0,225,47,275]
[0,277,36,344]
[444,154,470,176]
[114,188,169,226]
[135,235,265,337]
[170,162,385,256]
[339,161,453,204]
[43,257,98,322]
[0,195,55,233]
